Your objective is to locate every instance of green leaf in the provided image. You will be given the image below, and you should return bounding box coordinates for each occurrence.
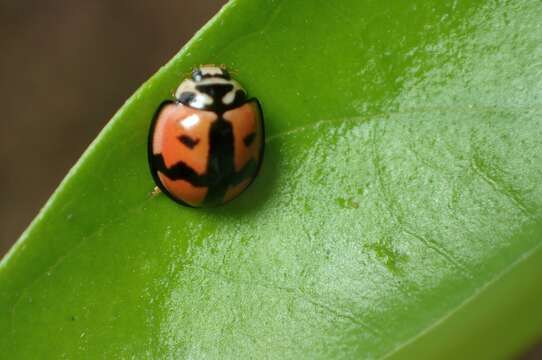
[2,0,542,358]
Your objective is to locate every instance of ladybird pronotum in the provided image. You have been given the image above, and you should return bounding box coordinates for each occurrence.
[148,65,264,207]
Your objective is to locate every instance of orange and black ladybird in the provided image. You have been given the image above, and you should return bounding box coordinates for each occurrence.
[148,65,264,207]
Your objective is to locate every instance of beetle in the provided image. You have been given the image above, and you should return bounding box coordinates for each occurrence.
[148,65,264,207]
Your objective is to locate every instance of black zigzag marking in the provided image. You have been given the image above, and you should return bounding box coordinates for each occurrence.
[151,153,207,187]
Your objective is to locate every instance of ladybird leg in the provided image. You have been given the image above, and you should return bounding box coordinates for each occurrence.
[150,186,162,197]
[227,66,240,77]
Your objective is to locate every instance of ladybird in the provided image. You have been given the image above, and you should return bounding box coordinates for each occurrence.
[148,65,264,207]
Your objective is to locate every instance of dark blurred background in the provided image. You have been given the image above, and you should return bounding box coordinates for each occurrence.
[0,1,540,358]
[0,0,226,256]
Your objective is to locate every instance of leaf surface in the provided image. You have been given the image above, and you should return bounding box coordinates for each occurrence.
[2,0,542,358]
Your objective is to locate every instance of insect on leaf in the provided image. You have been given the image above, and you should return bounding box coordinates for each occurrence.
[1,0,542,358]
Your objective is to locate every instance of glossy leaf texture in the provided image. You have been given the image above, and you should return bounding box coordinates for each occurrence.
[2,0,542,358]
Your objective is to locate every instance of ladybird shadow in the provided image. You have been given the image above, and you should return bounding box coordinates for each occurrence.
[205,138,282,219]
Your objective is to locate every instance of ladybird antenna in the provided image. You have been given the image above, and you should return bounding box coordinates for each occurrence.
[184,69,193,78]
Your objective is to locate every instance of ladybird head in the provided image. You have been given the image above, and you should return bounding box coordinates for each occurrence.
[191,65,231,81]
[175,65,246,110]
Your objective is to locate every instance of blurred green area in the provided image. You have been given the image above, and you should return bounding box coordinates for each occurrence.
[1,1,541,358]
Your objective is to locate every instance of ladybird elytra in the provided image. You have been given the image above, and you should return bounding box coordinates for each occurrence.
[148,65,264,207]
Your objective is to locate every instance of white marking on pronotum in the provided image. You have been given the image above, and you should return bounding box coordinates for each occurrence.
[175,73,245,108]
[222,79,244,105]
[175,79,213,108]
